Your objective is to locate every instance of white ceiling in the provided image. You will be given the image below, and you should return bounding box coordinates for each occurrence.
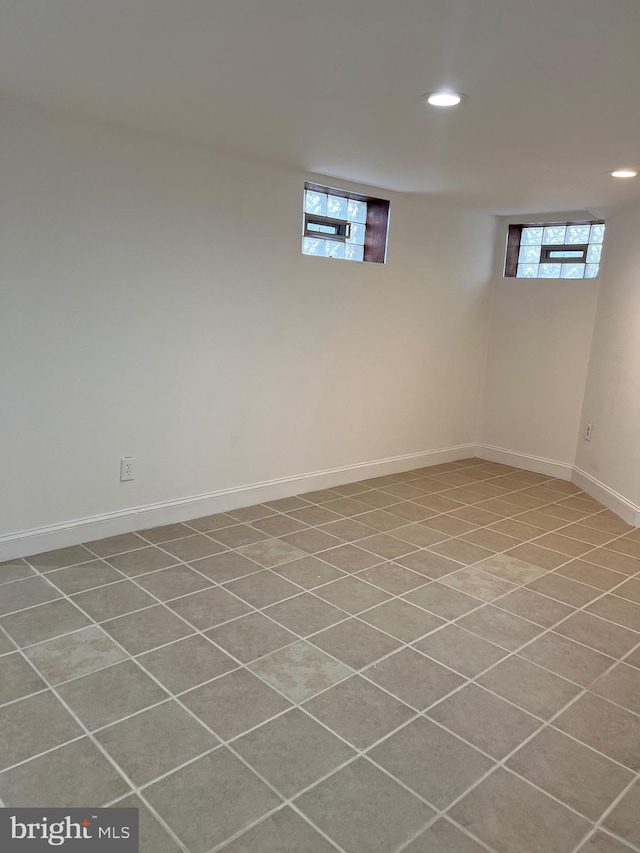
[2,0,640,214]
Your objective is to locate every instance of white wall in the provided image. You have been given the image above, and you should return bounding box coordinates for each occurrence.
[0,102,495,543]
[576,201,640,509]
[479,216,599,470]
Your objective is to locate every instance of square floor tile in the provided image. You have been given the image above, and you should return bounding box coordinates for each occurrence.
[403,819,488,853]
[144,748,280,853]
[603,780,640,848]
[263,593,345,636]
[3,607,86,667]
[286,505,343,526]
[272,555,344,589]
[392,523,448,548]
[206,611,296,663]
[427,684,540,759]
[356,509,409,532]
[519,632,614,687]
[534,532,593,558]
[554,612,640,658]
[506,543,570,571]
[525,574,601,609]
[414,624,507,677]
[403,582,481,620]
[359,533,419,560]
[591,663,640,714]
[615,577,640,604]
[369,716,493,809]
[303,675,413,749]
[47,560,124,594]
[358,562,427,595]
[26,546,94,571]
[160,534,227,562]
[0,690,83,769]
[0,560,36,584]
[114,794,183,853]
[0,652,46,704]
[57,659,168,730]
[365,648,464,710]
[138,635,236,694]
[250,515,308,537]
[556,561,626,592]
[249,640,351,703]
[450,768,590,853]
[139,523,194,544]
[0,737,130,806]
[295,758,434,853]
[478,655,580,719]
[71,580,156,622]
[430,539,494,566]
[456,605,543,651]
[554,693,640,770]
[440,567,517,602]
[220,807,337,853]
[102,605,193,655]
[210,523,268,549]
[476,553,546,584]
[313,576,391,614]
[24,626,127,684]
[135,564,213,600]
[237,539,307,568]
[507,727,633,821]
[190,551,260,583]
[461,528,520,553]
[234,708,355,797]
[224,570,301,608]
[586,595,640,632]
[0,576,61,617]
[226,504,276,523]
[107,547,178,577]
[310,618,401,669]
[583,549,640,575]
[186,512,236,533]
[181,668,291,740]
[167,587,252,630]
[494,587,575,627]
[318,518,377,541]
[323,497,373,517]
[85,533,147,558]
[395,550,460,579]
[319,545,382,573]
[279,529,343,556]
[360,599,445,643]
[96,700,218,786]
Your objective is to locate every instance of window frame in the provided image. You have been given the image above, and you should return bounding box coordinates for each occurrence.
[504,219,605,279]
[303,181,390,264]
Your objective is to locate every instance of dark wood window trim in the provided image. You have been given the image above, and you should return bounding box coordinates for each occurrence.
[504,220,605,278]
[303,182,390,264]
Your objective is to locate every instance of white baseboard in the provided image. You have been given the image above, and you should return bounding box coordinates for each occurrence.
[474,444,574,480]
[572,467,640,527]
[0,443,477,561]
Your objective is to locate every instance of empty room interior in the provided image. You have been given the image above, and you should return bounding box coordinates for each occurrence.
[2,1,640,852]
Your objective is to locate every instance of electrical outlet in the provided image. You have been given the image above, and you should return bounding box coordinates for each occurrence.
[584,422,593,441]
[120,457,136,481]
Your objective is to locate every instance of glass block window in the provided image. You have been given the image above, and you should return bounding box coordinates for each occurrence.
[505,221,605,279]
[302,182,390,264]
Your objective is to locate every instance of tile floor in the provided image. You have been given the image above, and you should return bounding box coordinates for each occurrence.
[1,458,640,853]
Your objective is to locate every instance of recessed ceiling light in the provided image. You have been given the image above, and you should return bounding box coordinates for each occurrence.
[425,91,466,107]
[611,169,638,178]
